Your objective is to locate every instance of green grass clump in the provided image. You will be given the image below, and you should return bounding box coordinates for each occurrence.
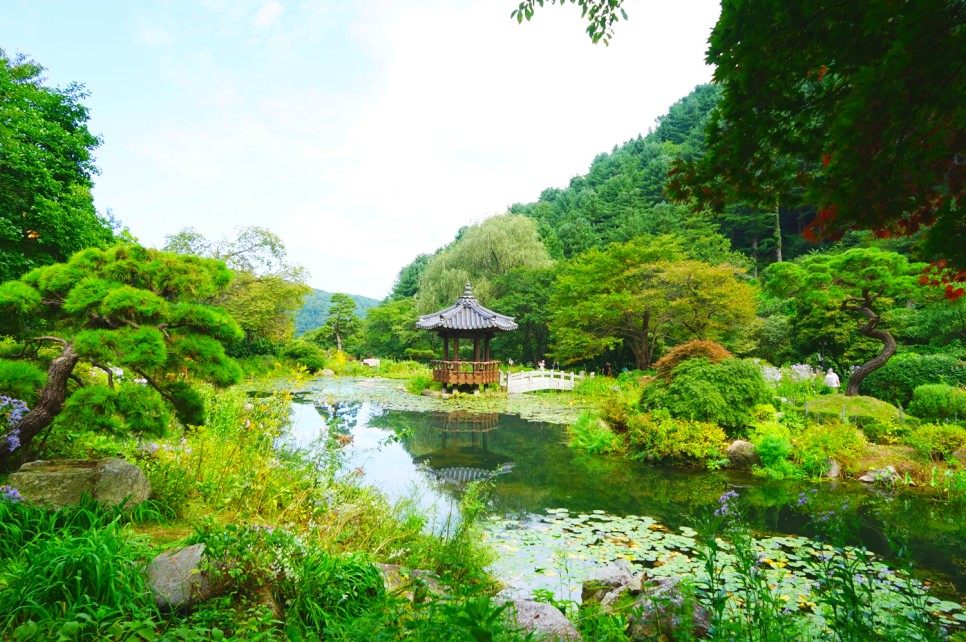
[806,393,906,425]
[906,423,966,463]
[568,411,621,454]
[907,384,966,422]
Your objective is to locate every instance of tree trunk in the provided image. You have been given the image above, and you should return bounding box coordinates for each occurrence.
[773,210,783,263]
[0,343,79,467]
[845,308,896,396]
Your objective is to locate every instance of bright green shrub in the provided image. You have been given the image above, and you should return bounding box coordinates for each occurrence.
[907,384,966,422]
[568,411,620,454]
[281,340,327,372]
[643,358,771,432]
[861,420,911,445]
[405,374,437,394]
[625,410,727,466]
[0,360,45,403]
[795,423,867,477]
[749,420,801,479]
[906,423,966,462]
[861,354,966,406]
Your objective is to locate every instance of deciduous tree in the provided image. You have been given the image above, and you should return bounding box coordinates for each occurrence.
[549,235,756,369]
[0,50,115,283]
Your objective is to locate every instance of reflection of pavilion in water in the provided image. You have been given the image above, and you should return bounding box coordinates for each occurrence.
[411,412,515,485]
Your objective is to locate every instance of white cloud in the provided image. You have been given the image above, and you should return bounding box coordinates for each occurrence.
[253,0,285,27]
[89,0,720,298]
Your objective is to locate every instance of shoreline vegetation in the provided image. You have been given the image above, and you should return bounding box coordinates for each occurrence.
[1,361,965,639]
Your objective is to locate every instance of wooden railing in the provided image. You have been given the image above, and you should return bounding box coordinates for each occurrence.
[431,360,501,386]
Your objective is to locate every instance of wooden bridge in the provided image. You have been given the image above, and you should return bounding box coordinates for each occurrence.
[500,369,585,394]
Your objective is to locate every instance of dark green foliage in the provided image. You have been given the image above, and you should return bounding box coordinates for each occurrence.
[643,358,771,432]
[906,423,966,463]
[907,384,966,422]
[0,360,45,403]
[862,354,966,407]
[55,382,171,437]
[0,51,116,284]
[509,85,727,261]
[670,0,966,270]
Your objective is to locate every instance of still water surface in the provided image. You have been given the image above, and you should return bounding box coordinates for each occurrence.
[287,393,966,602]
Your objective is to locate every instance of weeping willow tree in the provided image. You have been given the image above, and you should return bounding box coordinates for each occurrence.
[415,214,553,314]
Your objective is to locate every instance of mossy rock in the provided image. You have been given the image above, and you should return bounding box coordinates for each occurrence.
[801,394,913,427]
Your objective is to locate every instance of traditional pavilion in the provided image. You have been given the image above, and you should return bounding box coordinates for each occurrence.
[415,282,517,389]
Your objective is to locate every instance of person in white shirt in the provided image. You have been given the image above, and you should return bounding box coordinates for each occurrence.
[824,368,840,390]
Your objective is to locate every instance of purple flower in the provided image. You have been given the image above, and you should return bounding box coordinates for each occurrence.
[797,492,809,506]
[718,490,739,503]
[0,485,24,503]
[6,429,20,453]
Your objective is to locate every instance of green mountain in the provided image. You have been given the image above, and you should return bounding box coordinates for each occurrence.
[295,289,380,336]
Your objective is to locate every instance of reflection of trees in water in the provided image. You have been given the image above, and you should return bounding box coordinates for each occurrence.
[312,400,372,432]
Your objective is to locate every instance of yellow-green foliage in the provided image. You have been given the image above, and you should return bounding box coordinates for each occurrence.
[806,394,904,425]
[907,384,966,422]
[905,423,966,462]
[796,423,867,476]
[625,410,727,466]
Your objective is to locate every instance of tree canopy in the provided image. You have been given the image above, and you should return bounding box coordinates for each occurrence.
[0,50,115,283]
[549,235,757,369]
[164,226,311,351]
[415,214,553,314]
[765,247,926,396]
[0,245,243,466]
[669,0,966,274]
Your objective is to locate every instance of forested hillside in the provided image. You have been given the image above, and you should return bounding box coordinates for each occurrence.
[509,84,830,273]
[295,289,380,336]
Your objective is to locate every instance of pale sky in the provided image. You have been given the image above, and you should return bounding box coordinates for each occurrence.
[3,0,720,299]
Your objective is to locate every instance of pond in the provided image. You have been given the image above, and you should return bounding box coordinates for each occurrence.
[286,378,966,623]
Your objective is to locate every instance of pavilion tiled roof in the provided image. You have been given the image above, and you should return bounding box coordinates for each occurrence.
[415,282,518,332]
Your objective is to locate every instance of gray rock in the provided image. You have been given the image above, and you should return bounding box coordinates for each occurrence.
[146,544,217,611]
[952,448,966,466]
[504,597,582,641]
[8,458,150,509]
[726,440,760,467]
[628,577,711,641]
[375,563,446,603]
[826,459,842,479]
[858,465,901,484]
[581,561,635,605]
[320,369,336,376]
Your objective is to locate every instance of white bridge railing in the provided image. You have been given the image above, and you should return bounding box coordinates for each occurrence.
[500,369,586,394]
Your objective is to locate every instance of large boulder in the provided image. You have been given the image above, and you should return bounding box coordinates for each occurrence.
[627,577,711,641]
[146,544,218,611]
[500,595,582,641]
[857,465,901,484]
[726,440,760,467]
[581,561,638,608]
[7,458,151,509]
